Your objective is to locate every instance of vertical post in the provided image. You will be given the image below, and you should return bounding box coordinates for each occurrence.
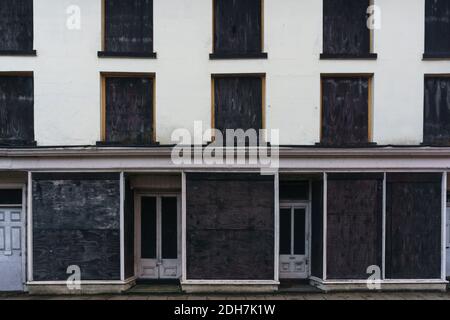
[442,172,447,281]
[322,172,327,281]
[181,171,187,283]
[120,172,125,282]
[27,172,33,282]
[382,172,386,280]
[274,172,280,282]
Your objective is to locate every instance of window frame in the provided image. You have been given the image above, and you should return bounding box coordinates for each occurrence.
[99,72,157,146]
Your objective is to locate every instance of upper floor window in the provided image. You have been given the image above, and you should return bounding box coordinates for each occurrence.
[0,0,35,55]
[423,76,450,145]
[212,74,265,145]
[0,74,35,146]
[321,75,373,146]
[424,0,450,59]
[211,0,267,59]
[321,0,376,59]
[99,0,156,58]
[100,74,155,145]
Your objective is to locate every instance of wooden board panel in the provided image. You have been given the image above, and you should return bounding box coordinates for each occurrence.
[279,181,309,200]
[0,0,33,51]
[310,180,323,279]
[321,77,369,146]
[425,0,450,55]
[0,76,34,146]
[386,173,442,279]
[0,189,22,205]
[186,173,274,280]
[326,173,383,280]
[323,0,371,55]
[32,173,121,281]
[214,0,262,54]
[104,76,154,145]
[104,0,153,53]
[424,76,450,145]
[214,76,263,144]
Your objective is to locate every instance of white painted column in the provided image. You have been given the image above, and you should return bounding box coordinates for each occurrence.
[382,172,387,280]
[322,172,327,281]
[441,172,447,281]
[181,171,187,282]
[274,172,280,282]
[26,172,33,282]
[119,172,125,282]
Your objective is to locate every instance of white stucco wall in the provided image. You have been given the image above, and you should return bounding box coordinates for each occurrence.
[0,0,448,146]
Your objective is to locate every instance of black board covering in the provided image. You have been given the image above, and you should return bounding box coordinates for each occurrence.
[424,76,450,145]
[0,0,33,52]
[425,0,450,56]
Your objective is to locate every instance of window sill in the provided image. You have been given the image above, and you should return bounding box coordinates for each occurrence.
[320,53,377,60]
[315,142,378,148]
[209,52,268,60]
[96,141,160,147]
[0,50,37,56]
[98,51,157,59]
[423,53,450,60]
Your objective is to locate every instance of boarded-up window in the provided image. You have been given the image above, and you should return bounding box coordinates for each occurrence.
[102,76,154,145]
[213,0,265,58]
[424,77,450,145]
[103,0,154,55]
[0,75,34,146]
[425,0,450,57]
[32,173,121,281]
[326,173,383,279]
[321,76,371,146]
[213,75,263,144]
[386,173,442,279]
[322,0,372,57]
[186,173,274,280]
[0,0,33,53]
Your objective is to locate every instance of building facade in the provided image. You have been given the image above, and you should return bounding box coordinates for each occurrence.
[0,0,450,294]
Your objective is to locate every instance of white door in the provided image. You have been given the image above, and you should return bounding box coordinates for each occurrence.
[138,195,181,279]
[446,207,450,278]
[279,204,309,279]
[0,208,24,291]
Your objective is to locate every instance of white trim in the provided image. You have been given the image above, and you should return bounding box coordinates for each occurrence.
[181,171,187,283]
[442,172,447,281]
[322,172,327,280]
[119,172,125,281]
[21,185,27,290]
[312,278,448,285]
[274,172,279,283]
[382,172,386,280]
[27,279,134,285]
[181,280,280,285]
[27,172,33,282]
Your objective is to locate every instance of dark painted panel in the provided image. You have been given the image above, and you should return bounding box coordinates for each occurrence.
[105,77,154,145]
[321,77,369,146]
[214,76,263,145]
[279,181,309,200]
[425,0,450,54]
[141,197,157,259]
[33,229,120,281]
[105,0,153,53]
[214,0,262,55]
[0,76,34,146]
[327,174,383,279]
[161,197,178,260]
[424,77,450,145]
[124,176,135,279]
[186,173,274,280]
[0,0,33,51]
[386,173,442,279]
[294,209,306,255]
[311,180,323,279]
[280,209,291,255]
[32,173,121,281]
[323,0,371,55]
[0,189,22,205]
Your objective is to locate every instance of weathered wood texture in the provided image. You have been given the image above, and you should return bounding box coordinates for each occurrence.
[186,173,274,280]
[386,173,442,279]
[424,77,450,145]
[105,0,153,53]
[0,76,34,146]
[0,189,22,205]
[311,180,324,279]
[124,176,135,279]
[326,173,383,279]
[32,173,121,281]
[321,77,369,146]
[425,0,450,55]
[105,76,154,145]
[214,76,263,144]
[279,181,309,200]
[323,0,371,55]
[0,0,33,51]
[214,0,262,54]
